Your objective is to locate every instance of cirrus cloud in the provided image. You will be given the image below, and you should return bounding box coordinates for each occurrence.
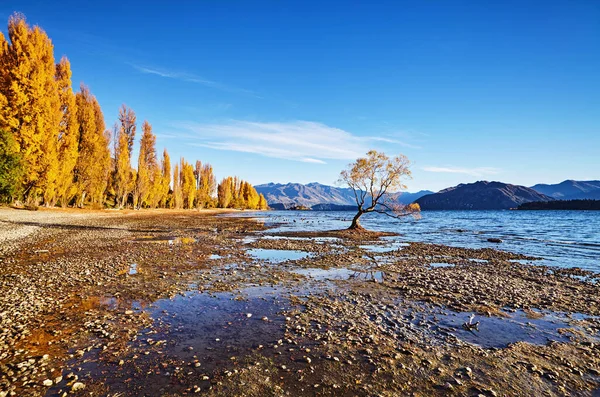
[422,166,501,177]
[176,120,418,164]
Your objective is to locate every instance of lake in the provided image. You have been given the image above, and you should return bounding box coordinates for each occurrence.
[228,210,600,272]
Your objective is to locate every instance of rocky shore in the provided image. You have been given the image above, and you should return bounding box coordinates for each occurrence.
[0,208,598,396]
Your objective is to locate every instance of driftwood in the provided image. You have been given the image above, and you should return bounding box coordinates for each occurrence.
[462,314,480,332]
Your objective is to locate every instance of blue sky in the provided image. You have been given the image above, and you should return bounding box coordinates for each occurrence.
[1,1,599,192]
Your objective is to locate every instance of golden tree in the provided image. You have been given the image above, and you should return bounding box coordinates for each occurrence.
[258,193,268,210]
[339,150,420,230]
[195,161,216,209]
[133,120,157,208]
[114,105,136,207]
[180,159,196,209]
[55,56,79,207]
[160,149,171,208]
[0,13,61,204]
[172,163,182,209]
[217,176,233,208]
[74,84,110,207]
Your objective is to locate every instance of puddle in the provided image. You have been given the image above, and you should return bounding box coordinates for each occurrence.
[128,263,138,275]
[293,267,386,282]
[415,308,596,348]
[209,254,222,260]
[360,241,409,253]
[247,248,310,262]
[261,235,307,241]
[470,259,488,263]
[293,267,355,281]
[430,262,454,268]
[69,287,294,395]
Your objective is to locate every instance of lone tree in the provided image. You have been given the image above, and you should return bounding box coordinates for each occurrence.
[339,150,420,230]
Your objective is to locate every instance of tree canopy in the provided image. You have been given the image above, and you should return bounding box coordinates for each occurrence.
[339,150,420,230]
[0,13,265,211]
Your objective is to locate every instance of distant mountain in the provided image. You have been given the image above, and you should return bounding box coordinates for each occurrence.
[530,180,600,200]
[254,182,432,209]
[415,181,551,210]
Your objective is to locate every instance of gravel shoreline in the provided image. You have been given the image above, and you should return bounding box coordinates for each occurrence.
[0,208,598,396]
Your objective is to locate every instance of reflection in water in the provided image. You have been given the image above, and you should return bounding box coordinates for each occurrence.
[413,308,598,348]
[247,248,310,262]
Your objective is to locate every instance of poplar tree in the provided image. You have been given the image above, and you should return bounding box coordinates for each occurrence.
[0,129,23,202]
[114,105,136,207]
[180,159,196,209]
[173,163,182,209]
[217,177,232,208]
[74,84,110,207]
[55,56,79,207]
[160,149,171,208]
[258,193,268,210]
[0,13,61,204]
[134,121,157,208]
[196,161,216,209]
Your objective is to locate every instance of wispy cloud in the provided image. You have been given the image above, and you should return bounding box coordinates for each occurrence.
[177,120,416,164]
[366,136,422,149]
[130,64,260,97]
[422,166,501,177]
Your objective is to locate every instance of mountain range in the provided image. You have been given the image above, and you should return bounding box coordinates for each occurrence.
[255,179,600,210]
[254,182,432,209]
[530,180,600,200]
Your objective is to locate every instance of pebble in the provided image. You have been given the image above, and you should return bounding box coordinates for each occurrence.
[71,382,85,391]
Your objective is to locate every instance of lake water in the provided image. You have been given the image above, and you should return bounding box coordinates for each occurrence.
[227,210,600,272]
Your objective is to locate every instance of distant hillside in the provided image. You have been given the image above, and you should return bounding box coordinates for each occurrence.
[530,180,600,200]
[518,199,600,211]
[255,182,432,209]
[416,181,551,210]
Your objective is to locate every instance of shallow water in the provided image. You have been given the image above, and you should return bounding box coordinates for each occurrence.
[247,248,310,262]
[430,262,454,268]
[68,287,293,396]
[293,267,385,282]
[413,308,597,348]
[227,210,600,271]
[128,263,138,275]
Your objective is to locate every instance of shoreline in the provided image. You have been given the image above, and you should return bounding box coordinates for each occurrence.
[0,208,598,396]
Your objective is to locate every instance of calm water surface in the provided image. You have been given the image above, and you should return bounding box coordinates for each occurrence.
[228,210,600,272]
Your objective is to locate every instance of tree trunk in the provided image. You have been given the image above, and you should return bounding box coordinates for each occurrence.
[349,210,364,230]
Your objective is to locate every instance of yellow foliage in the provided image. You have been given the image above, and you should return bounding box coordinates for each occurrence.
[0,13,61,204]
[55,56,79,207]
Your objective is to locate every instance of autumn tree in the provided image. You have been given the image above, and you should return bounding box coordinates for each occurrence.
[217,177,233,208]
[339,150,420,230]
[133,121,158,208]
[160,149,171,208]
[113,105,137,208]
[74,84,110,207]
[0,13,61,204]
[54,56,79,207]
[180,158,196,209]
[195,161,216,209]
[241,181,260,209]
[172,163,182,209]
[0,129,23,202]
[258,193,268,210]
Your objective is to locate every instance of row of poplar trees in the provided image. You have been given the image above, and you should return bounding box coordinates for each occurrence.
[0,14,268,210]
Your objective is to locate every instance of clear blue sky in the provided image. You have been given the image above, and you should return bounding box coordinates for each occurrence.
[2,1,599,192]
